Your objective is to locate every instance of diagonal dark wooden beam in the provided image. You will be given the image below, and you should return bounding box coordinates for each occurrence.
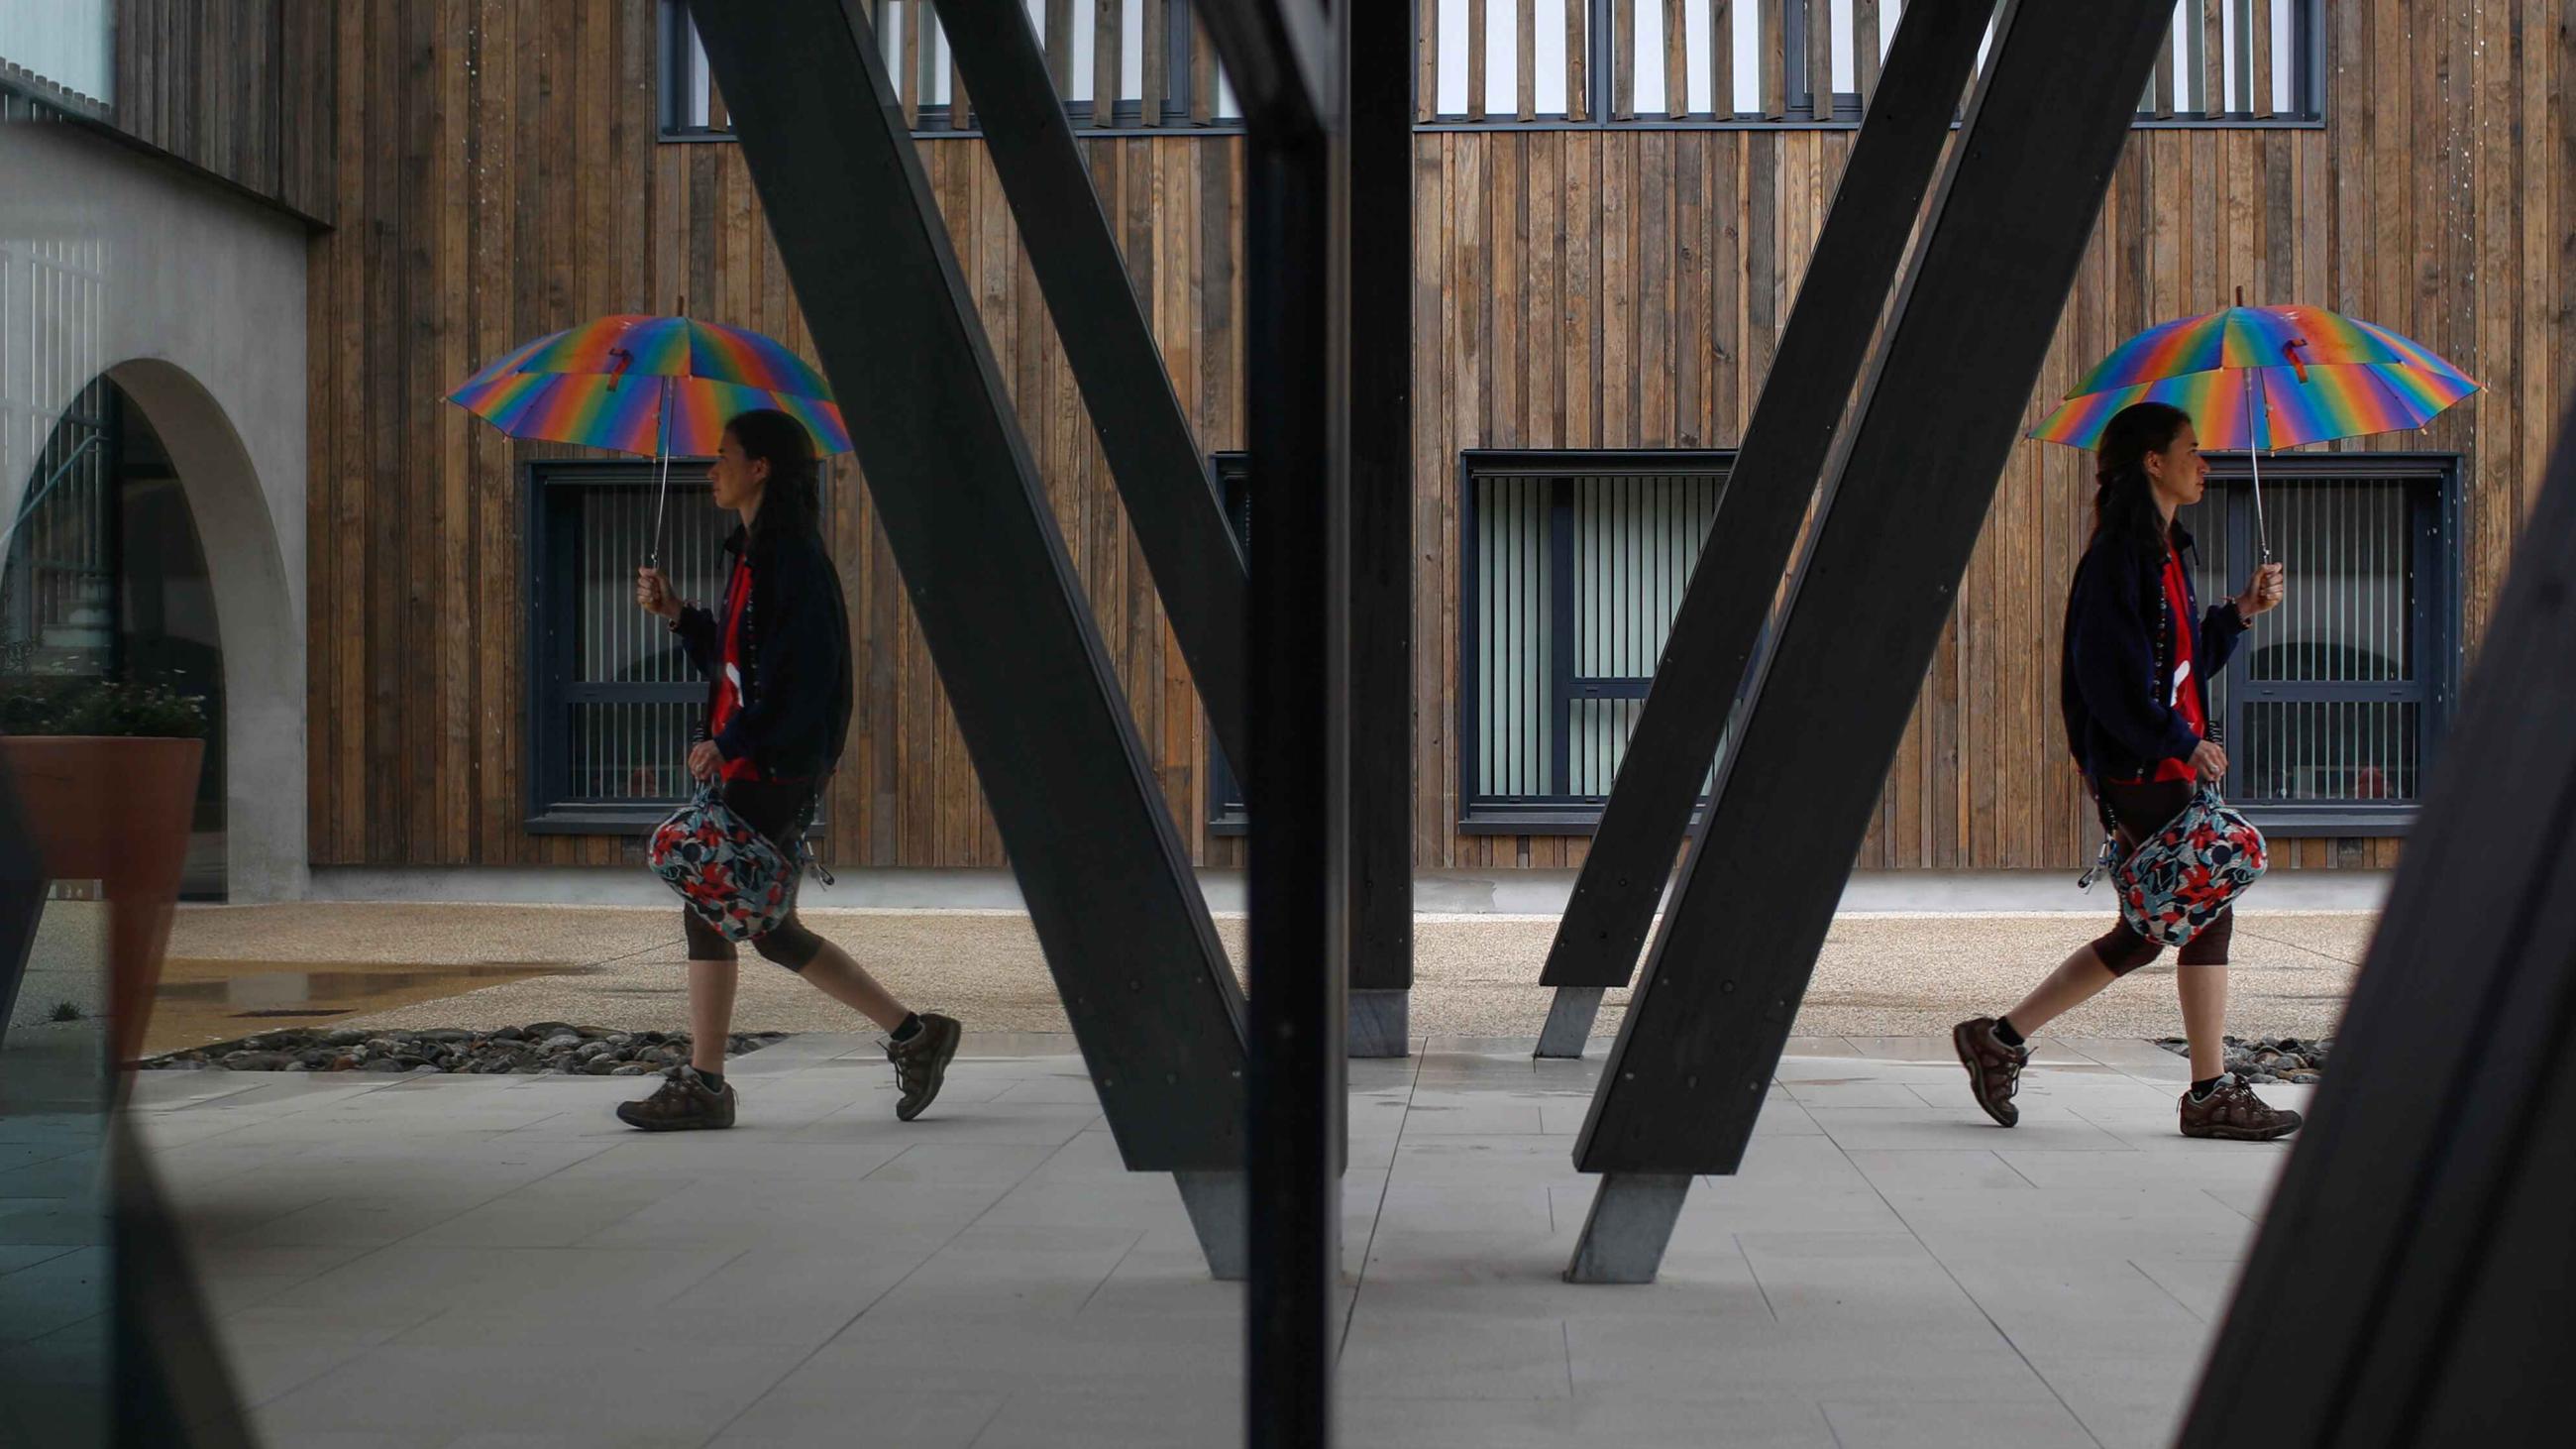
[2179,392,2576,1443]
[690,0,1249,1276]
[1564,0,2176,1283]
[931,0,1249,776]
[937,0,1412,1059]
[1533,0,1993,1059]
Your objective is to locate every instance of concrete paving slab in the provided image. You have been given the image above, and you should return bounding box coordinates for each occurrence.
[117,1038,2279,1447]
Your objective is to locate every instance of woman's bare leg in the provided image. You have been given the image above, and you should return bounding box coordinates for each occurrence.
[1999,944,2122,1038]
[689,959,740,1074]
[2177,964,2230,1083]
[797,941,912,1034]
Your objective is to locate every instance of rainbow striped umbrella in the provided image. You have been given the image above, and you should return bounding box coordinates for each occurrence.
[2030,297,2477,557]
[447,313,850,563]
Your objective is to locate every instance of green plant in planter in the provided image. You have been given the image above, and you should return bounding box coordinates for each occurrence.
[0,679,210,738]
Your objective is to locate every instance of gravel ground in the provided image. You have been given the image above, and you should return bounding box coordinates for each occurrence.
[167,901,2373,1041]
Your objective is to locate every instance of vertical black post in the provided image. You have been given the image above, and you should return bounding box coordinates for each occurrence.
[1202,0,1344,1437]
[1243,127,1346,1449]
[1343,0,1413,1058]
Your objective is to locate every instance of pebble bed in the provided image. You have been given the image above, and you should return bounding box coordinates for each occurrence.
[140,1023,792,1076]
[2156,1033,2332,1084]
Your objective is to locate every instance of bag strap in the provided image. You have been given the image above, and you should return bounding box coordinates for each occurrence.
[787,789,835,888]
[2077,773,2121,890]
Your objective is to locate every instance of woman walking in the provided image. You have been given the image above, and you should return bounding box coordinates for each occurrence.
[1954,401,2301,1142]
[619,408,960,1131]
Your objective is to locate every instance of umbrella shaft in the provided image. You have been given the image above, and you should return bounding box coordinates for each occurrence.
[2243,366,2273,563]
[648,377,673,568]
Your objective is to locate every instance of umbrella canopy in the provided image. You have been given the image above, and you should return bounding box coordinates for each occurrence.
[446,314,852,458]
[2029,300,2477,562]
[2031,304,2476,452]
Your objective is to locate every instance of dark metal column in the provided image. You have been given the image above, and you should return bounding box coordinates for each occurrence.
[2180,394,2576,1443]
[690,0,1249,1276]
[1198,1,1343,1440]
[1342,0,1415,1059]
[931,0,1252,775]
[1564,0,2175,1282]
[1532,0,1990,1059]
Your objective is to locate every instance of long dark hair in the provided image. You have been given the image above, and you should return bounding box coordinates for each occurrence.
[2091,401,2190,569]
[2060,401,2190,768]
[726,408,821,545]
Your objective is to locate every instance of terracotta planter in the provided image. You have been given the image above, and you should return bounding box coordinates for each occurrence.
[1,735,204,1064]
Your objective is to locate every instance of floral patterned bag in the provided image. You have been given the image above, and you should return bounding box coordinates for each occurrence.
[2080,784,2267,947]
[647,783,805,942]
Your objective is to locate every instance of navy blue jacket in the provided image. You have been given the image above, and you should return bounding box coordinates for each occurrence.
[671,522,853,781]
[2060,522,2247,782]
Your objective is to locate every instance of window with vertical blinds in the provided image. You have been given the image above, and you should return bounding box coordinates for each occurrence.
[1,379,116,686]
[1459,451,1734,828]
[525,462,758,831]
[1419,0,2323,127]
[660,0,1240,140]
[2176,453,2458,834]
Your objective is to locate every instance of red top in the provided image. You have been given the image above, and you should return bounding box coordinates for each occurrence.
[2111,542,2205,786]
[707,558,762,782]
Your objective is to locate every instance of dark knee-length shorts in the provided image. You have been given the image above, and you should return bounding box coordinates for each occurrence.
[680,777,827,971]
[2088,776,2234,974]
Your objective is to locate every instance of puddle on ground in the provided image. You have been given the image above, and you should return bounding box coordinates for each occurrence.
[146,959,582,1056]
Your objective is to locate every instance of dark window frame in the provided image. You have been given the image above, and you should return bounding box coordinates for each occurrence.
[520,458,835,837]
[658,0,724,140]
[1455,448,1737,835]
[2186,449,2462,837]
[1205,451,1249,834]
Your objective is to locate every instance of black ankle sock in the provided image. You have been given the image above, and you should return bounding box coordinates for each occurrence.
[891,1013,923,1045]
[1991,1017,2025,1048]
[696,1067,725,1093]
[2190,1075,2222,1100]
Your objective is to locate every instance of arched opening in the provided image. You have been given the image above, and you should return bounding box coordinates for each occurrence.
[1,359,300,901]
[2,375,225,895]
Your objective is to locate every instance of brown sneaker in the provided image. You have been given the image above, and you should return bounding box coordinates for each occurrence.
[2179,1074,2304,1141]
[887,1013,961,1122]
[614,1065,737,1132]
[1953,1017,2030,1128]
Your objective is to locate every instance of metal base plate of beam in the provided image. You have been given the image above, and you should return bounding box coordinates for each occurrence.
[1175,1170,1248,1282]
[1347,989,1409,1059]
[1535,987,1604,1059]
[1563,1172,1693,1284]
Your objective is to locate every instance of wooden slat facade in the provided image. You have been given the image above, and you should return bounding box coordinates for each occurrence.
[103,0,334,221]
[304,0,2570,878]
